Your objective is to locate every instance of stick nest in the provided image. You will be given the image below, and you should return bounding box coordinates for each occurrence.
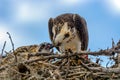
[0,40,120,80]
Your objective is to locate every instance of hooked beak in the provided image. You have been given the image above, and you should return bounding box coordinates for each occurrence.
[49,44,54,49]
[53,41,61,47]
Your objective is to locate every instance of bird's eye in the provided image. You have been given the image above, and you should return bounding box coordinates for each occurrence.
[61,22,64,26]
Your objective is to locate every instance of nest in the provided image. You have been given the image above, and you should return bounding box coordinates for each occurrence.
[0,48,120,80]
[1,39,120,80]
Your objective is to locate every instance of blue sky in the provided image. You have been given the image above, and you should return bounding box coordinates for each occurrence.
[0,0,120,66]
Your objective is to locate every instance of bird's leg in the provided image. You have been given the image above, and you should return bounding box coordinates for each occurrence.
[77,43,88,61]
[58,50,68,69]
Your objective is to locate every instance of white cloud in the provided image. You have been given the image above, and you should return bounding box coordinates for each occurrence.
[104,0,120,16]
[14,1,52,22]
[0,24,9,45]
[0,22,25,52]
[59,0,90,6]
[61,0,80,4]
[109,0,120,11]
[0,23,11,53]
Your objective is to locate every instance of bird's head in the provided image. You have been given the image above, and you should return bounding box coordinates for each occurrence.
[38,42,54,53]
[49,14,77,47]
[52,22,72,46]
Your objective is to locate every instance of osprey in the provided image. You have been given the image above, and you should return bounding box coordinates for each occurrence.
[14,42,53,54]
[13,42,53,60]
[48,13,88,55]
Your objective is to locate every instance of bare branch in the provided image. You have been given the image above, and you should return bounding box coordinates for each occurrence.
[6,32,14,52]
[112,38,115,48]
[6,32,18,62]
[24,49,120,64]
[1,41,6,57]
[27,45,120,60]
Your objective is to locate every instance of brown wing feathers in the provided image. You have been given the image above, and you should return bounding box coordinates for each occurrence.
[48,18,54,41]
[74,14,88,50]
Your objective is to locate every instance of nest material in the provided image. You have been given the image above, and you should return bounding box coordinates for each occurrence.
[0,48,120,80]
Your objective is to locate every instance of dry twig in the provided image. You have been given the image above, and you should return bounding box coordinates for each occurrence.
[6,32,14,52]
[0,41,6,58]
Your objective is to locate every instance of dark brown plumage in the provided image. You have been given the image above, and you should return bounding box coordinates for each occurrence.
[48,13,89,53]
